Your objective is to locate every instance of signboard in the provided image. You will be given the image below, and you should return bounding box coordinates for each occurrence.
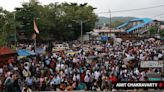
[140,61,163,68]
[147,73,162,81]
[148,78,161,81]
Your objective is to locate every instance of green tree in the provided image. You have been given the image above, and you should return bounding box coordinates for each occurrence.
[110,20,124,28]
[159,30,164,37]
[15,1,42,38]
[149,26,158,35]
[14,1,98,41]
[0,7,12,46]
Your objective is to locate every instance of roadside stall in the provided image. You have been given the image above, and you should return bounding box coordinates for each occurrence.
[0,47,17,67]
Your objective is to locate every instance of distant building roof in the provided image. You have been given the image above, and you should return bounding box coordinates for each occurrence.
[116,18,153,33]
[160,25,164,30]
[127,18,153,33]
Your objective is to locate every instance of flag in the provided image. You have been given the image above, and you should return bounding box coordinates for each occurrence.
[33,19,39,34]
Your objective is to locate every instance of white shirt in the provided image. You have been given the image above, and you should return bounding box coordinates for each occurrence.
[73,74,77,81]
[0,68,3,74]
[24,63,30,71]
[94,71,100,80]
[86,70,90,75]
[84,75,90,82]
[154,56,158,61]
[134,69,139,75]
[76,74,80,81]
[56,64,64,70]
[73,58,77,63]
[158,53,163,58]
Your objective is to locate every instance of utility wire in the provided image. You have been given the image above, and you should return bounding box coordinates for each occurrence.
[97,4,164,14]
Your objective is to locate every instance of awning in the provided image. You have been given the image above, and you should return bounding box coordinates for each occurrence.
[0,47,16,64]
[0,47,16,56]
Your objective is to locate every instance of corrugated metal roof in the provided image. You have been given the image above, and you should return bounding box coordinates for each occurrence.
[116,18,153,33]
[127,18,153,33]
[116,22,129,29]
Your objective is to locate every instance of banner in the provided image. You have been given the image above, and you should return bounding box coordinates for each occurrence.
[146,72,162,81]
[114,82,164,89]
[140,61,163,68]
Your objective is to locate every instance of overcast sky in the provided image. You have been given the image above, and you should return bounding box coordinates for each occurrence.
[0,0,164,20]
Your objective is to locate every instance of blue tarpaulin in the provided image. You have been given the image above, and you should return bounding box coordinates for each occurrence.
[116,18,153,33]
[35,48,45,54]
[17,49,36,56]
[127,18,152,33]
[101,36,108,41]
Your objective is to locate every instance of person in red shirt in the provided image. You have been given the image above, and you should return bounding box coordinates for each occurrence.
[80,70,86,82]
[50,59,56,69]
[8,57,14,64]
[109,74,117,84]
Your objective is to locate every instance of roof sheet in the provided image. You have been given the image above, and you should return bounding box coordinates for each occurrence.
[116,18,153,33]
[127,18,153,33]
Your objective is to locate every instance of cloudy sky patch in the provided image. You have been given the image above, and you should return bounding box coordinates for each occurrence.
[0,0,164,20]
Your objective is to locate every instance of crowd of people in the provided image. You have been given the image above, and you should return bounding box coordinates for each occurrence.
[0,38,163,92]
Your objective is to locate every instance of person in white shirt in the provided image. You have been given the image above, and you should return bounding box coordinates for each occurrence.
[84,74,90,83]
[73,73,80,82]
[76,74,80,81]
[0,68,3,74]
[94,70,100,80]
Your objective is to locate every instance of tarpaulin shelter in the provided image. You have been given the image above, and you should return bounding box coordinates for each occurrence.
[0,47,17,67]
[17,49,36,57]
[0,47,16,56]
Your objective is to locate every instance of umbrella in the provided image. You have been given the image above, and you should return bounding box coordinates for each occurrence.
[17,49,36,56]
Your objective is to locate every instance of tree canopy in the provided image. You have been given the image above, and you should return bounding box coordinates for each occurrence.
[0,7,15,46]
[148,26,158,35]
[0,0,97,46]
[14,1,98,41]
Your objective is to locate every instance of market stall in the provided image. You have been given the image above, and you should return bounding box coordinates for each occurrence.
[0,47,17,67]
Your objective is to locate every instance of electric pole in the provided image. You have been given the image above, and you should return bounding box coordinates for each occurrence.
[72,20,88,48]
